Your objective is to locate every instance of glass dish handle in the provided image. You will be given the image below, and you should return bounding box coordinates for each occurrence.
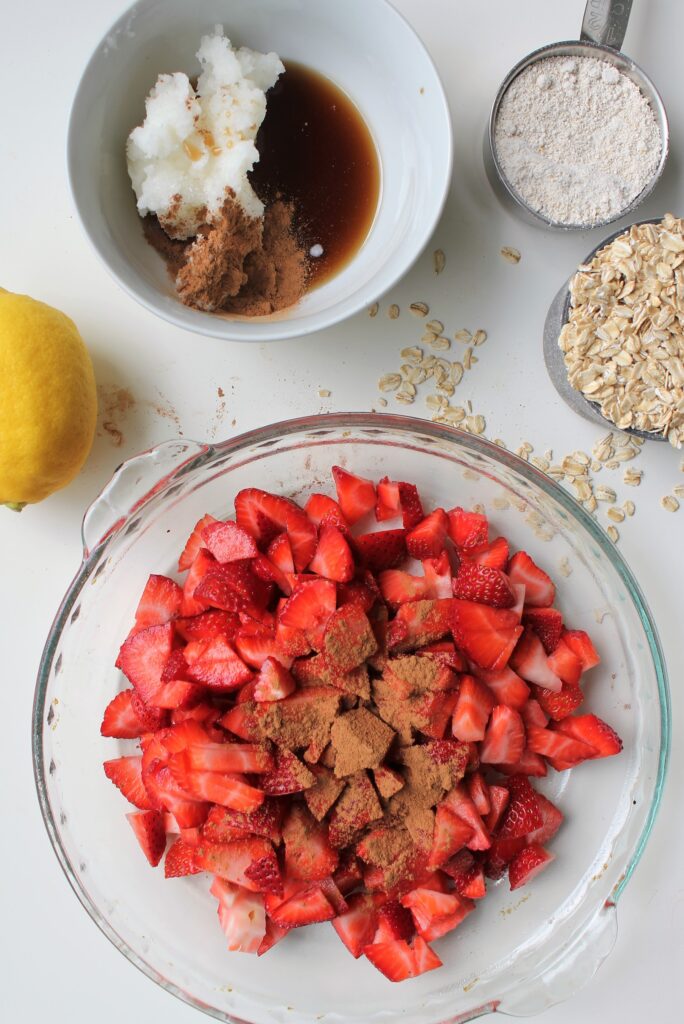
[81,439,209,558]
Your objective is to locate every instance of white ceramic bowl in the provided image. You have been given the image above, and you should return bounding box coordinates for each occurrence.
[67,0,453,342]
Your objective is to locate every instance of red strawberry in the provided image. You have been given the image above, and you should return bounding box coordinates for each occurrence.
[527,794,563,846]
[509,630,562,691]
[279,578,337,634]
[400,887,465,932]
[332,893,379,957]
[267,531,295,573]
[473,665,530,710]
[283,804,339,881]
[441,784,491,850]
[375,477,401,521]
[235,488,317,570]
[233,631,294,670]
[261,750,316,795]
[211,878,267,952]
[406,508,448,559]
[355,529,407,572]
[397,482,425,529]
[332,466,376,524]
[484,784,510,832]
[479,705,525,765]
[374,900,415,942]
[498,775,543,838]
[101,689,165,738]
[496,749,548,778]
[508,843,554,890]
[181,548,216,616]
[365,937,442,981]
[117,622,175,705]
[415,898,474,941]
[169,757,265,812]
[133,574,183,630]
[427,804,474,868]
[422,551,453,599]
[553,714,623,758]
[126,810,166,866]
[195,560,271,612]
[178,514,218,571]
[164,837,201,878]
[465,535,509,570]
[507,551,555,607]
[104,756,153,810]
[244,851,284,896]
[452,675,495,742]
[562,629,600,671]
[175,610,239,643]
[521,698,549,729]
[388,598,454,651]
[484,835,526,879]
[522,607,563,653]
[534,681,584,721]
[418,640,467,672]
[257,917,289,956]
[318,876,350,916]
[201,520,259,562]
[309,523,355,583]
[201,800,282,845]
[445,851,486,900]
[184,636,253,691]
[451,601,523,670]
[452,562,515,608]
[267,883,336,928]
[254,657,296,701]
[180,740,274,774]
[447,507,488,549]
[142,762,210,828]
[378,570,428,607]
[466,771,491,816]
[546,638,583,686]
[305,492,348,528]
[195,837,274,891]
[323,603,378,672]
[526,725,596,768]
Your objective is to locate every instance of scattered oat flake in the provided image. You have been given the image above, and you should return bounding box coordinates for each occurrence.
[501,246,521,264]
[494,438,507,448]
[368,302,379,317]
[623,500,635,516]
[472,329,487,346]
[493,497,510,510]
[673,484,684,499]
[607,507,625,523]
[433,249,446,274]
[318,389,331,398]
[378,374,402,392]
[426,319,444,334]
[388,304,400,319]
[624,469,642,486]
[559,557,572,577]
[607,525,619,542]
[429,336,451,351]
[409,302,429,317]
[378,397,387,407]
[661,495,680,512]
[454,329,472,344]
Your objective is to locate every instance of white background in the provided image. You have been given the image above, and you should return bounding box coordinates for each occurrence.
[1,0,682,1021]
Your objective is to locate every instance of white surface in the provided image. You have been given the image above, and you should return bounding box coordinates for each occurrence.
[0,1,682,1022]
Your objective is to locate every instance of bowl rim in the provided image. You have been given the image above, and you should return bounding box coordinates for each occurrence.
[65,0,454,342]
[32,412,671,1021]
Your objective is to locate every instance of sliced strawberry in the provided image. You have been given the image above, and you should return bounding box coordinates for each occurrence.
[365,936,442,981]
[507,552,555,607]
[266,532,296,575]
[444,849,486,900]
[355,529,407,572]
[333,847,364,894]
[117,622,175,705]
[133,574,183,631]
[562,629,600,671]
[101,689,166,739]
[283,804,338,881]
[323,603,378,672]
[257,918,289,956]
[235,488,317,570]
[526,725,596,768]
[196,837,274,891]
[534,681,584,720]
[195,560,271,612]
[527,793,563,846]
[181,740,274,774]
[201,800,282,844]
[452,675,495,742]
[184,636,253,691]
[553,714,623,758]
[522,607,563,653]
[164,837,202,877]
[447,507,488,549]
[104,755,153,810]
[466,771,491,816]
[268,883,336,928]
[211,877,267,951]
[374,900,415,942]
[331,893,378,957]
[378,569,428,607]
[142,762,210,828]
[508,843,555,890]
[422,551,453,599]
[452,562,515,608]
[484,835,526,879]
[308,523,354,583]
[510,630,562,691]
[181,548,216,616]
[169,757,264,812]
[331,466,376,524]
[406,508,448,559]
[233,631,294,671]
[175,609,239,643]
[427,804,474,868]
[451,601,523,670]
[498,775,543,838]
[305,492,348,528]
[496,748,548,777]
[388,598,454,651]
[261,750,316,795]
[244,851,284,896]
[484,784,510,832]
[521,698,549,729]
[400,887,465,932]
[375,477,401,522]
[279,578,337,635]
[337,570,381,614]
[253,657,296,701]
[480,705,525,765]
[178,514,218,571]
[202,520,259,563]
[441,784,491,850]
[465,535,509,570]
[473,665,530,710]
[546,638,583,686]
[126,810,165,866]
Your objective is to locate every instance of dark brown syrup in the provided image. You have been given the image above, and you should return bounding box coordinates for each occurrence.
[251,61,380,289]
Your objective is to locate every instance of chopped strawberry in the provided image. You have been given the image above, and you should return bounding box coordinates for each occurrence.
[466,771,491,816]
[201,520,259,562]
[406,508,448,559]
[268,883,336,928]
[553,714,623,758]
[422,551,453,599]
[444,850,486,900]
[452,675,495,742]
[181,548,216,616]
[178,514,218,572]
[441,784,491,850]
[195,560,271,613]
[168,757,264,812]
[244,852,284,896]
[211,877,267,952]
[266,532,296,575]
[126,810,166,866]
[201,800,282,844]
[427,803,474,868]
[508,843,555,890]
[323,603,378,672]
[375,477,401,521]
[498,775,543,838]
[509,630,562,691]
[195,837,274,891]
[184,636,253,691]
[473,665,530,710]
[164,837,201,877]
[452,562,515,608]
[235,488,317,570]
[117,622,175,705]
[279,578,337,636]
[484,835,526,879]
[484,784,510,832]
[507,552,555,607]
[522,607,563,653]
[388,598,454,651]
[253,657,296,701]
[257,918,289,956]
[479,705,525,765]
[400,887,465,932]
[416,897,474,941]
[180,740,274,774]
[447,507,488,549]
[308,523,355,583]
[283,804,338,881]
[465,535,509,570]
[355,529,407,572]
[374,900,415,942]
[451,601,523,670]
[526,725,596,768]
[332,466,376,524]
[101,689,166,738]
[562,629,600,671]
[305,492,348,528]
[496,748,548,777]
[534,681,584,720]
[365,937,442,981]
[378,569,428,607]
[104,755,153,810]
[546,638,583,686]
[527,794,563,846]
[331,893,379,957]
[175,610,239,643]
[261,750,316,795]
[233,630,293,670]
[133,574,183,630]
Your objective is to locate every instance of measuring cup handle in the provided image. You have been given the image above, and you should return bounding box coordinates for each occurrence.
[580,0,633,49]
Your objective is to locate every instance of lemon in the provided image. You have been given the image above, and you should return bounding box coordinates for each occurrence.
[0,289,97,509]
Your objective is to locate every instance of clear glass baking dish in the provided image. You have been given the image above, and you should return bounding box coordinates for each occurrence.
[33,413,670,1024]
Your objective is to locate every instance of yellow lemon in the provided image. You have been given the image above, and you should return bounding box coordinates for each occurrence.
[0,289,97,509]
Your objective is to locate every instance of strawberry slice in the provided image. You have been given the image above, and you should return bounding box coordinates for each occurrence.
[553,714,623,758]
[309,523,355,583]
[267,531,296,573]
[164,837,202,878]
[400,888,465,932]
[195,560,271,612]
[484,835,526,879]
[126,810,166,866]
[507,552,555,607]
[201,801,282,844]
[534,681,584,720]
[104,756,153,810]
[257,918,289,956]
[509,630,562,691]
[466,771,491,816]
[522,607,563,653]
[441,784,491,850]
[283,804,339,881]
[262,750,316,795]
[447,507,488,549]
[452,675,495,742]
[546,638,583,686]
[526,725,596,768]
[181,548,216,616]
[422,551,453,599]
[196,837,274,891]
[364,937,442,981]
[235,488,317,570]
[388,598,454,651]
[378,570,428,607]
[496,748,548,777]
[201,520,259,562]
[521,698,549,729]
[323,603,378,672]
[133,574,183,630]
[444,850,486,900]
[254,657,296,701]
[211,877,267,951]
[305,492,349,528]
[331,893,379,957]
[184,636,253,691]
[527,793,563,846]
[498,775,543,838]
[374,900,415,942]
[465,535,509,570]
[268,883,336,928]
[406,508,448,559]
[472,665,530,710]
[233,631,294,670]
[244,851,284,896]
[484,784,510,832]
[279,578,337,633]
[451,601,523,670]
[562,629,600,671]
[168,757,264,811]
[375,477,401,521]
[452,562,515,608]
[508,843,555,890]
[480,705,525,765]
[427,803,474,868]
[332,466,376,524]
[181,741,274,774]
[175,610,240,643]
[101,689,167,738]
[117,622,175,705]
[178,514,218,572]
[355,529,407,572]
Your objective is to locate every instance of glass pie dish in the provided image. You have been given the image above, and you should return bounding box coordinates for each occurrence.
[33,413,670,1023]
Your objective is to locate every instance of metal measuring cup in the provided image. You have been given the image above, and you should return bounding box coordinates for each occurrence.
[484,0,669,231]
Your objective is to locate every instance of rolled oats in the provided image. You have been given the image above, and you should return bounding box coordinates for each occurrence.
[661,494,680,512]
[501,246,521,264]
[388,304,400,319]
[409,302,429,317]
[433,249,446,274]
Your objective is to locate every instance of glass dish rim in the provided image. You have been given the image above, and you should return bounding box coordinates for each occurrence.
[31,411,671,1022]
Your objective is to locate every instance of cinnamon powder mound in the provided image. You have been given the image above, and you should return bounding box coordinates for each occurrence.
[330,708,395,778]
